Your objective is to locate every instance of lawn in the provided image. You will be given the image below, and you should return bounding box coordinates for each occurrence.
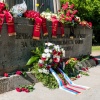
[92,46,100,51]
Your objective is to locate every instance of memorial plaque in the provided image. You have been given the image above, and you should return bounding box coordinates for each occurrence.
[0,18,92,75]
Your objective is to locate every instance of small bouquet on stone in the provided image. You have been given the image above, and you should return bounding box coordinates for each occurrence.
[58,2,80,25]
[10,0,27,17]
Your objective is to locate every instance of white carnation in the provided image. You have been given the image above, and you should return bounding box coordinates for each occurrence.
[44,49,50,53]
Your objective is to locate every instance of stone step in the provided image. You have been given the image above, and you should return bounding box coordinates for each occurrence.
[0,72,37,94]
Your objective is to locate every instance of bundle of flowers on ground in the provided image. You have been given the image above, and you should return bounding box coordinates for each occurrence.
[27,42,92,89]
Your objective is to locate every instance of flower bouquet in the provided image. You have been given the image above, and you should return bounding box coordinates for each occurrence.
[38,42,65,74]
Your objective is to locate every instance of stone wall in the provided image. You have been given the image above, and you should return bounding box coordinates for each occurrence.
[0,18,92,75]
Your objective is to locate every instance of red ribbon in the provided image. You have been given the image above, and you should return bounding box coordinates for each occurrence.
[0,2,16,37]
[60,22,64,37]
[4,10,16,36]
[0,14,4,36]
[32,17,42,40]
[51,17,59,38]
[41,16,48,36]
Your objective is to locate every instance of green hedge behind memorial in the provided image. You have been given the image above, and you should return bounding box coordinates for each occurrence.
[60,0,100,45]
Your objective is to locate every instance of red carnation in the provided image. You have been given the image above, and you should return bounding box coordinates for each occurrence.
[58,52,61,56]
[53,50,57,55]
[21,88,26,91]
[73,10,78,15]
[41,57,46,61]
[88,22,92,28]
[25,89,30,93]
[81,68,87,71]
[16,88,22,92]
[47,65,51,70]
[66,10,70,16]
[71,14,74,18]
[62,4,68,10]
[38,63,44,68]
[69,4,74,9]
[4,73,9,77]
[66,17,69,21]
[16,71,22,75]
[53,58,59,63]
[69,17,72,22]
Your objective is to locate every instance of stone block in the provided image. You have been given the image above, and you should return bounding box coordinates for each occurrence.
[0,72,37,94]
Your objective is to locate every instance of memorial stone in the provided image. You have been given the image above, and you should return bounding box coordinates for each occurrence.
[0,17,92,75]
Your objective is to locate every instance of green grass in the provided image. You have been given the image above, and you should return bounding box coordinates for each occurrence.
[92,46,100,51]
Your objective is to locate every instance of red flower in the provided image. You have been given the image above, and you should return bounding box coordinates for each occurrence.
[66,61,69,65]
[66,10,71,16]
[53,58,59,63]
[16,88,22,92]
[53,50,57,55]
[86,67,89,70]
[88,22,92,28]
[62,4,68,10]
[41,57,46,61]
[73,10,78,15]
[76,75,81,78]
[69,4,74,9]
[58,52,62,56]
[81,68,87,71]
[4,73,9,77]
[25,89,30,93]
[46,65,51,70]
[38,63,43,68]
[71,14,74,18]
[16,71,22,75]
[21,88,26,91]
[69,17,72,21]
[80,21,87,26]
[61,14,65,18]
[66,17,69,21]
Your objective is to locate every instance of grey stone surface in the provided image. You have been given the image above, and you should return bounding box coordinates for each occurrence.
[0,72,37,94]
[0,64,100,100]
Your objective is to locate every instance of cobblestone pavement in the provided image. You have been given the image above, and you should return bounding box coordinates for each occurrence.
[0,51,100,100]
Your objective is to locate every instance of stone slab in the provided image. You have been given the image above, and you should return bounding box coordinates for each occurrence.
[0,72,37,94]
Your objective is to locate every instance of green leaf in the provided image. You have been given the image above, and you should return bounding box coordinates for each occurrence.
[26,56,39,65]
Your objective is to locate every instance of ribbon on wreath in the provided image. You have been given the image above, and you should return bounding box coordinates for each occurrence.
[4,10,16,36]
[51,17,59,38]
[0,14,4,36]
[32,17,42,40]
[41,16,48,36]
[60,22,64,37]
[0,2,16,36]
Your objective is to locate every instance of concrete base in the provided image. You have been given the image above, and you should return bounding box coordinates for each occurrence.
[0,72,37,94]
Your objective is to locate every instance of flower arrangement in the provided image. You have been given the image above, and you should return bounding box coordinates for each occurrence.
[40,2,92,28]
[64,58,79,77]
[58,2,79,25]
[38,42,65,74]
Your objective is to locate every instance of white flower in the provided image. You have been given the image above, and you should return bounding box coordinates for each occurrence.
[44,48,50,53]
[54,45,60,50]
[42,53,47,58]
[42,68,49,74]
[38,69,43,73]
[46,16,51,20]
[49,50,52,53]
[61,48,65,57]
[45,42,54,46]
[38,59,44,64]
[46,53,51,58]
